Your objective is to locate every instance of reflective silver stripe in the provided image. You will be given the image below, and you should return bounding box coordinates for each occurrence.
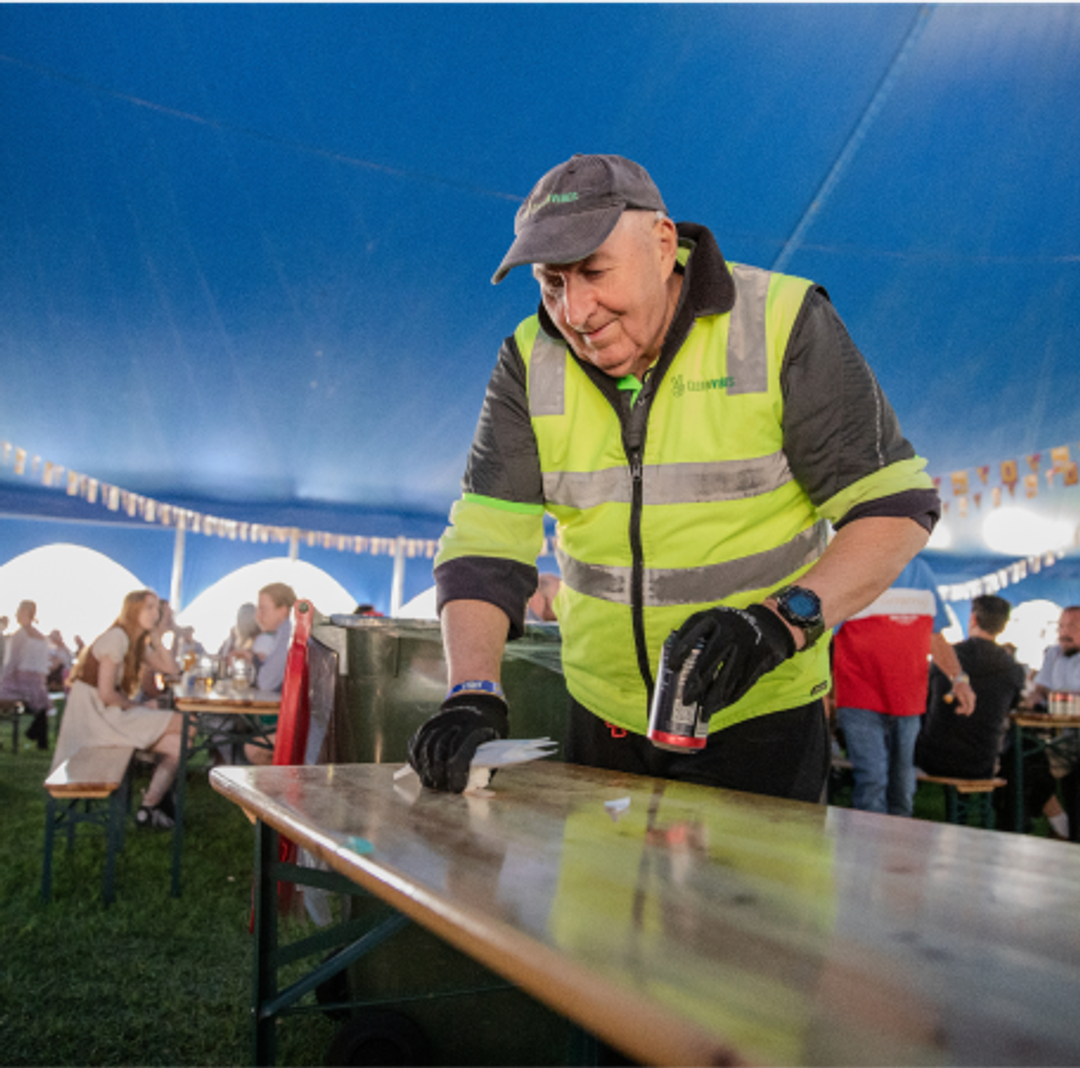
[528,333,566,416]
[544,468,630,509]
[543,452,792,509]
[558,521,828,607]
[727,264,770,396]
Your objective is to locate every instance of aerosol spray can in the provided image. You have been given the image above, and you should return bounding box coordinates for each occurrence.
[647,633,708,751]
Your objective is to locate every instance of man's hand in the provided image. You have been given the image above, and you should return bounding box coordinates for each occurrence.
[408,692,509,792]
[951,678,976,717]
[669,604,796,718]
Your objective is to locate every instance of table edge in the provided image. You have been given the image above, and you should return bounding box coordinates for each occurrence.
[211,766,746,1068]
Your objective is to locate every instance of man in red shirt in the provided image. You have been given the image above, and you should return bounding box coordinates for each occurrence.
[833,556,974,815]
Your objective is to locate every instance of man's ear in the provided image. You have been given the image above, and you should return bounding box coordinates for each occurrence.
[656,215,679,273]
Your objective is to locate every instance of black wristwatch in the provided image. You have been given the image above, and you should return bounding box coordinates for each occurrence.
[772,585,826,649]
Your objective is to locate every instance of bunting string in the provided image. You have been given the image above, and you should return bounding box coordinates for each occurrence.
[931,439,1080,517]
[2,437,567,560]
[936,549,1065,603]
[928,438,1080,600]
[9,431,1078,569]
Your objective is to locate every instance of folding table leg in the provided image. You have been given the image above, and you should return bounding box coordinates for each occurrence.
[566,1022,599,1065]
[171,710,192,898]
[1012,723,1025,832]
[253,819,279,1067]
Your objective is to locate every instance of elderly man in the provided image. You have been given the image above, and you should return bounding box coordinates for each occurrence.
[409,153,940,798]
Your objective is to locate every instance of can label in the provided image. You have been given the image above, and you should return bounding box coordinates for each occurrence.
[1049,691,1079,716]
[647,636,708,751]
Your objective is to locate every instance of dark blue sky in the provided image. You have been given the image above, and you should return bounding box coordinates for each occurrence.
[2,4,1079,556]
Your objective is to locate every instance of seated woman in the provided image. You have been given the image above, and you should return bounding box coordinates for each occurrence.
[139,599,185,701]
[219,602,260,662]
[52,589,184,829]
[0,600,54,749]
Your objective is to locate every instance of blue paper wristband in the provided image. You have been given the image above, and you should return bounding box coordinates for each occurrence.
[446,680,505,701]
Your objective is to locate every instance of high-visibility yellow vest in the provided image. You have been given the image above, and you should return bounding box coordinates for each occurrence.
[518,264,831,734]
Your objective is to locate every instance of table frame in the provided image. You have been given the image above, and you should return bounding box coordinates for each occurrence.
[1010,710,1080,840]
[249,820,594,1067]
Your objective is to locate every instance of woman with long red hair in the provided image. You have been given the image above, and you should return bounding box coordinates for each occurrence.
[52,589,182,828]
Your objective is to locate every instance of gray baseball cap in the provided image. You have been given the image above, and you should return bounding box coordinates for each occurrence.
[492,154,667,284]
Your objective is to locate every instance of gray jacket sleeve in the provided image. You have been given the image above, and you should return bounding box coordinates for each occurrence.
[435,334,543,639]
[459,335,546,504]
[781,289,939,530]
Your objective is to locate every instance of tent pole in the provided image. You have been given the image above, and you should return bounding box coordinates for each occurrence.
[390,536,407,617]
[170,519,186,611]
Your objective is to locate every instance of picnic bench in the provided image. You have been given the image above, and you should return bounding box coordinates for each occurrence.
[42,745,135,906]
[830,756,1006,828]
[0,698,27,751]
[917,772,1007,827]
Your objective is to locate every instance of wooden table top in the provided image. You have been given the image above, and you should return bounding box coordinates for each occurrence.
[210,760,1080,1067]
[173,688,280,714]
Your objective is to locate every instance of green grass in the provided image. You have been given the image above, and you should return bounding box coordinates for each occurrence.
[0,734,337,1067]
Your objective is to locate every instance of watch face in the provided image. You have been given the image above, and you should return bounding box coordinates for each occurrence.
[784,590,819,619]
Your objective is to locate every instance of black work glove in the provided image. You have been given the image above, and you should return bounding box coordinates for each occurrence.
[407,692,509,793]
[669,604,797,719]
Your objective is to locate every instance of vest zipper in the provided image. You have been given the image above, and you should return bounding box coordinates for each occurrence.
[625,440,654,698]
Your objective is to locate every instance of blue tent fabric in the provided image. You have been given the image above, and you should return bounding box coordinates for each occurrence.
[2,4,1079,606]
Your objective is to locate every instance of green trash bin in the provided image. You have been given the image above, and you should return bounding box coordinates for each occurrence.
[318,617,569,766]
[307,616,582,1066]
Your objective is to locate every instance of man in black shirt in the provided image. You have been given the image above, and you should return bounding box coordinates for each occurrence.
[915,595,1025,779]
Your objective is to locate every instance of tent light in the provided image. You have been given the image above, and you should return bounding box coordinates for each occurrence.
[982,507,1074,556]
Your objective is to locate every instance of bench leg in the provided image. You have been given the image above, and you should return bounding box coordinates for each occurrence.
[975,792,995,830]
[944,785,960,824]
[102,787,126,907]
[41,796,58,902]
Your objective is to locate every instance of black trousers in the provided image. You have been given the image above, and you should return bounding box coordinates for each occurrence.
[564,697,830,804]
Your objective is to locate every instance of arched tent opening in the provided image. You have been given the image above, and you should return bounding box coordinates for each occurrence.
[0,544,358,655]
[0,544,147,647]
[177,558,357,652]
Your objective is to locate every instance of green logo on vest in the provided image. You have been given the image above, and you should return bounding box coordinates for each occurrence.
[670,373,734,398]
